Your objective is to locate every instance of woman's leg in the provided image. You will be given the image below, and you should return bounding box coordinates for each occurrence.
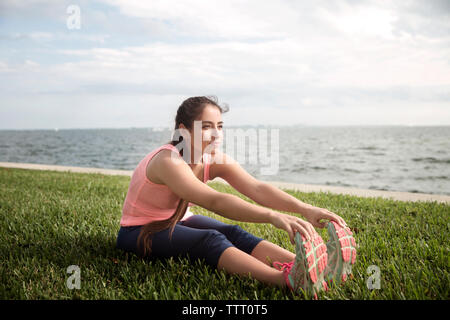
[250,240,296,266]
[182,215,295,267]
[217,247,287,287]
[117,222,287,288]
[154,224,288,287]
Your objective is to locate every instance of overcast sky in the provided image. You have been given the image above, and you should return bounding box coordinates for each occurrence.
[0,0,449,130]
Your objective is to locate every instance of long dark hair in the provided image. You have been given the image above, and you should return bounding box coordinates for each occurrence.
[137,95,229,257]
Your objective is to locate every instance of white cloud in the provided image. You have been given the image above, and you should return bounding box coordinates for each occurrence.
[319,2,398,39]
[100,0,297,39]
[29,31,54,41]
[24,59,40,68]
[0,0,449,128]
[35,33,450,99]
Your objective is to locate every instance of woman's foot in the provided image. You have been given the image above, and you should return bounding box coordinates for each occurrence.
[324,221,357,286]
[273,232,328,299]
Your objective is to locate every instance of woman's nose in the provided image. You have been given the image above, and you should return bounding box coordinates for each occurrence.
[212,127,223,137]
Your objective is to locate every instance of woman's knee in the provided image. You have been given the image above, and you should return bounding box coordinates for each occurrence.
[223,225,265,255]
[193,229,234,268]
[222,224,253,242]
[201,229,230,249]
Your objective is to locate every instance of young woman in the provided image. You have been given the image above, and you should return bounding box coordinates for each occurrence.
[116,96,356,297]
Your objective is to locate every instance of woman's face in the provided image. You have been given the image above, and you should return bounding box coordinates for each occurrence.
[181,104,223,157]
[198,105,224,155]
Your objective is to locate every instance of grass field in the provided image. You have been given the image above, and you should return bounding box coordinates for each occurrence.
[0,167,448,300]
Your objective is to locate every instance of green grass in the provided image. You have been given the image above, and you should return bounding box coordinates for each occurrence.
[0,167,448,300]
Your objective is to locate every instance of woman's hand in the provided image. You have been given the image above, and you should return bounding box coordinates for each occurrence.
[270,211,317,245]
[303,206,347,229]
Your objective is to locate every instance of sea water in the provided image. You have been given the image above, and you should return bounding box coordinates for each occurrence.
[0,125,448,195]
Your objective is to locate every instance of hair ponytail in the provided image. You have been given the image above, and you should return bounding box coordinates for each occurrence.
[136,161,203,257]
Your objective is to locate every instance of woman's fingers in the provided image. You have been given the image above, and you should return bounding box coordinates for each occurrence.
[286,226,295,245]
[275,212,322,244]
[294,222,314,241]
[334,214,347,228]
[324,210,347,228]
[294,223,310,242]
[302,220,316,239]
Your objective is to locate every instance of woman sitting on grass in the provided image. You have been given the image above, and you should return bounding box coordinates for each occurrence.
[116,96,357,298]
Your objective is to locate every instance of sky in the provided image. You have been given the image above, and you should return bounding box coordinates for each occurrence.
[0,0,449,130]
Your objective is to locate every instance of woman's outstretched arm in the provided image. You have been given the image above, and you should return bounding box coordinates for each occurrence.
[212,150,347,229]
[154,149,316,242]
[255,182,347,228]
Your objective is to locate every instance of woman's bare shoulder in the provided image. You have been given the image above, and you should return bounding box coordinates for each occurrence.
[146,148,185,184]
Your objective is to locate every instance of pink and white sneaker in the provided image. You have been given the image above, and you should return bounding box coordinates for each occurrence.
[273,231,328,299]
[324,221,357,286]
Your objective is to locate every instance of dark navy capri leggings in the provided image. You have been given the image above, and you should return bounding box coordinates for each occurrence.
[116,214,264,269]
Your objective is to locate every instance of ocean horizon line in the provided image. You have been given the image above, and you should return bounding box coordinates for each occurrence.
[1,124,449,131]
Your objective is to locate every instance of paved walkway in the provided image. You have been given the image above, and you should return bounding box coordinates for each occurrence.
[1,162,448,204]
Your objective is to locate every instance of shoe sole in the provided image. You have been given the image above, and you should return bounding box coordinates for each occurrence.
[294,232,328,298]
[326,221,357,285]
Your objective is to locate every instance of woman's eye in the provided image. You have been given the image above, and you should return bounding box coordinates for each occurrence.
[202,125,223,129]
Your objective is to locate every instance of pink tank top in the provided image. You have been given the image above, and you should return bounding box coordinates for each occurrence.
[120,144,211,227]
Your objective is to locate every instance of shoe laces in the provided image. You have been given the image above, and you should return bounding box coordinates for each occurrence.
[273,261,294,273]
[273,261,296,291]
